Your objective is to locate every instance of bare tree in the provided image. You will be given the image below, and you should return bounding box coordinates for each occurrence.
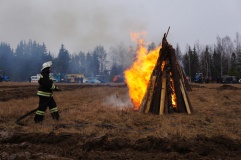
[235,32,241,76]
[234,32,241,54]
[222,36,234,73]
[109,43,134,70]
[175,43,182,62]
[93,45,107,75]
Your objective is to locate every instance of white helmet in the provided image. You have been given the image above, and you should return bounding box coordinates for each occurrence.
[41,61,52,71]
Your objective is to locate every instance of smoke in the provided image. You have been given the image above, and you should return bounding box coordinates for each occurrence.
[1,0,240,56]
[102,92,133,109]
[0,0,148,55]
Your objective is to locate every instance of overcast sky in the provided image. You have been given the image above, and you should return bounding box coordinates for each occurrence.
[0,0,240,55]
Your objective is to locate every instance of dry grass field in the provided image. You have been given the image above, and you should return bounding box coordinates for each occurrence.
[0,82,241,159]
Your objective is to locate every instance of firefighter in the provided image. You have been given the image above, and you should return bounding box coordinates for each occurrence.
[34,61,62,123]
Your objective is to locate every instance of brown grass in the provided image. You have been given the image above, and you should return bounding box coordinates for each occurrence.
[0,82,241,141]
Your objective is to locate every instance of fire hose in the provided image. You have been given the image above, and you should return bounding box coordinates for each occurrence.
[16,96,52,125]
[16,108,38,125]
[16,87,62,125]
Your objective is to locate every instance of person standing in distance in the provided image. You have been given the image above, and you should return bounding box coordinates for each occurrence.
[34,61,62,123]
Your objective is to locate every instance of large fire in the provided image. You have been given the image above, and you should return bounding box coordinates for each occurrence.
[124,33,161,110]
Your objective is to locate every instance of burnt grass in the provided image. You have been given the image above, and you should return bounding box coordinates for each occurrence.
[1,131,241,160]
[1,83,241,159]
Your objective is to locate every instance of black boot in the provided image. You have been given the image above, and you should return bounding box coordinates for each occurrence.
[34,114,44,123]
[51,112,60,121]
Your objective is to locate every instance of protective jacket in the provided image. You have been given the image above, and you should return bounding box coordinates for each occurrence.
[37,69,56,97]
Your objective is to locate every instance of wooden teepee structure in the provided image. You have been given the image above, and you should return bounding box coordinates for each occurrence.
[139,29,193,115]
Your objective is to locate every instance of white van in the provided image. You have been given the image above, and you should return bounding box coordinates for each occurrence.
[31,76,39,83]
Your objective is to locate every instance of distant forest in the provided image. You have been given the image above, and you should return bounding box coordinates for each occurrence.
[0,32,241,82]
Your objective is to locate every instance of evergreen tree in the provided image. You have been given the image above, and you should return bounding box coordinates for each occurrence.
[69,54,79,74]
[182,45,199,81]
[14,40,28,81]
[229,52,238,76]
[110,63,124,82]
[12,40,53,81]
[110,63,118,81]
[68,51,86,75]
[236,51,241,77]
[55,44,70,73]
[211,48,221,81]
[0,42,14,80]
[91,51,100,76]
[85,52,92,77]
[201,46,212,79]
[78,51,86,75]
[192,46,200,76]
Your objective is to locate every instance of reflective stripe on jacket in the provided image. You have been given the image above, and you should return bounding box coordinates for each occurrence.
[37,70,55,97]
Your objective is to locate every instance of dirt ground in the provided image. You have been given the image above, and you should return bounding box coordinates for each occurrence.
[0,82,241,160]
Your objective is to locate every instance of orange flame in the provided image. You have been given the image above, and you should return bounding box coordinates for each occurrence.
[124,33,161,110]
[170,75,177,108]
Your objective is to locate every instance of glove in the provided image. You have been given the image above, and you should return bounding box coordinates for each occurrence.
[54,86,62,91]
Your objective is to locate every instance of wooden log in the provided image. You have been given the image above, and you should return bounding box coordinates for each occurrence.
[177,61,192,91]
[144,75,156,113]
[177,61,185,83]
[138,84,149,112]
[159,70,167,115]
[181,78,194,113]
[179,79,191,114]
[177,62,193,112]
[151,45,167,114]
[169,47,185,112]
[166,70,174,113]
[185,91,193,112]
[138,73,154,112]
[164,91,169,114]
[150,70,162,114]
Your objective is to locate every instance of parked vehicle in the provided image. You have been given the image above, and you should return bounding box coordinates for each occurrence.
[83,77,101,83]
[113,75,124,83]
[30,73,57,83]
[0,70,10,82]
[49,73,58,82]
[52,73,84,83]
[221,75,237,84]
[30,75,39,83]
[66,74,85,83]
[194,73,203,83]
[96,75,108,83]
[52,73,67,83]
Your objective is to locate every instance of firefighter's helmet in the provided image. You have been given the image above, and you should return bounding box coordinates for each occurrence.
[41,61,52,71]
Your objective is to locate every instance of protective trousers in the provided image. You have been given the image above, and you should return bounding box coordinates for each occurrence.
[34,96,60,123]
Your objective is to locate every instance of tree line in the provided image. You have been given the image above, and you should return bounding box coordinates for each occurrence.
[0,32,240,82]
[0,40,134,82]
[180,32,241,82]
